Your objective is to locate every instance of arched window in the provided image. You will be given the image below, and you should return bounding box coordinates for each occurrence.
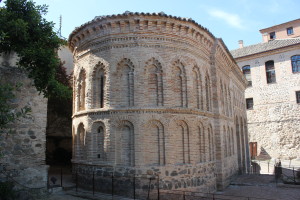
[116,121,135,166]
[192,66,202,109]
[144,120,165,165]
[207,125,214,161]
[145,58,164,106]
[220,82,224,114]
[205,74,211,111]
[231,128,234,155]
[76,123,85,159]
[291,55,300,73]
[92,63,106,108]
[92,123,105,161]
[77,69,86,111]
[173,60,188,107]
[223,126,227,157]
[242,65,252,87]
[197,123,205,162]
[117,58,134,107]
[175,121,190,164]
[265,61,276,83]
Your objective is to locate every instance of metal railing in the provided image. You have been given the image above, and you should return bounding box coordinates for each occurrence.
[47,163,300,200]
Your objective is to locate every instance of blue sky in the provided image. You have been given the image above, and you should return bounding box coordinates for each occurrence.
[3,0,300,50]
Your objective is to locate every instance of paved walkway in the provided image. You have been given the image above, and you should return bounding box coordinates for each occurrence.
[218,174,300,200]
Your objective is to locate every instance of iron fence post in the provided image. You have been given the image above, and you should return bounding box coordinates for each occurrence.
[60,167,63,187]
[133,175,136,200]
[293,167,296,183]
[147,177,152,200]
[157,174,160,200]
[93,171,95,196]
[76,170,78,193]
[112,174,114,199]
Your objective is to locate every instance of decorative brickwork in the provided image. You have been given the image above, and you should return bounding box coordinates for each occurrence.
[69,12,249,193]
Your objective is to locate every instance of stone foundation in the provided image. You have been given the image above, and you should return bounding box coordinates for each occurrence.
[73,162,216,198]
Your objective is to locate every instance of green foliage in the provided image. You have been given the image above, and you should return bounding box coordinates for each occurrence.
[0,83,31,130]
[0,0,71,99]
[48,61,73,117]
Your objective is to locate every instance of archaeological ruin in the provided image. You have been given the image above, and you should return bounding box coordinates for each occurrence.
[68,12,250,196]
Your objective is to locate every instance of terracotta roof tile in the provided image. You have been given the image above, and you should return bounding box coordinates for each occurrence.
[230,38,300,58]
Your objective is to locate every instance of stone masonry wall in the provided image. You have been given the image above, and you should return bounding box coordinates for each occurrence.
[0,53,48,189]
[236,47,300,160]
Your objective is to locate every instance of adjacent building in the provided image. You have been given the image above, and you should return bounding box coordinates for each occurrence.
[231,19,300,160]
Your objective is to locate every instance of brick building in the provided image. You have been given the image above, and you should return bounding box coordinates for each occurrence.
[68,12,249,196]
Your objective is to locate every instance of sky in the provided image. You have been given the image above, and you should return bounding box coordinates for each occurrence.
[2,0,299,50]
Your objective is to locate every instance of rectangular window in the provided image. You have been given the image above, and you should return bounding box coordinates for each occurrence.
[287,27,294,35]
[296,91,300,104]
[265,60,276,83]
[269,32,276,40]
[242,65,252,87]
[246,98,254,110]
[291,55,300,73]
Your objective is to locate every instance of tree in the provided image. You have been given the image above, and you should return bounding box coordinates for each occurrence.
[0,0,71,99]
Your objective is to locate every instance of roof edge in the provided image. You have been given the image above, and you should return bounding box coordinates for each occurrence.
[68,11,216,45]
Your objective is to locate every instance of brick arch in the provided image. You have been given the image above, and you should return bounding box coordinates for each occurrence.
[172,59,188,107]
[196,121,206,162]
[77,69,86,111]
[91,121,106,161]
[143,119,166,165]
[205,71,212,111]
[144,58,164,106]
[91,61,108,108]
[76,123,86,159]
[115,58,135,107]
[206,123,214,161]
[219,79,224,114]
[192,65,203,109]
[174,120,190,164]
[143,53,166,68]
[115,120,135,166]
[235,115,242,173]
[227,125,232,156]
[117,58,134,72]
[223,125,228,157]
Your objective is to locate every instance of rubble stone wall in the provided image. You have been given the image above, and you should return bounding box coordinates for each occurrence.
[236,47,300,160]
[0,53,48,189]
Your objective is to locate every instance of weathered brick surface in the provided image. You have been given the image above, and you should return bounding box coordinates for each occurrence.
[69,12,249,192]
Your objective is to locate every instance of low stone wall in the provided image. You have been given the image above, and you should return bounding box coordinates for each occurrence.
[73,162,216,198]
